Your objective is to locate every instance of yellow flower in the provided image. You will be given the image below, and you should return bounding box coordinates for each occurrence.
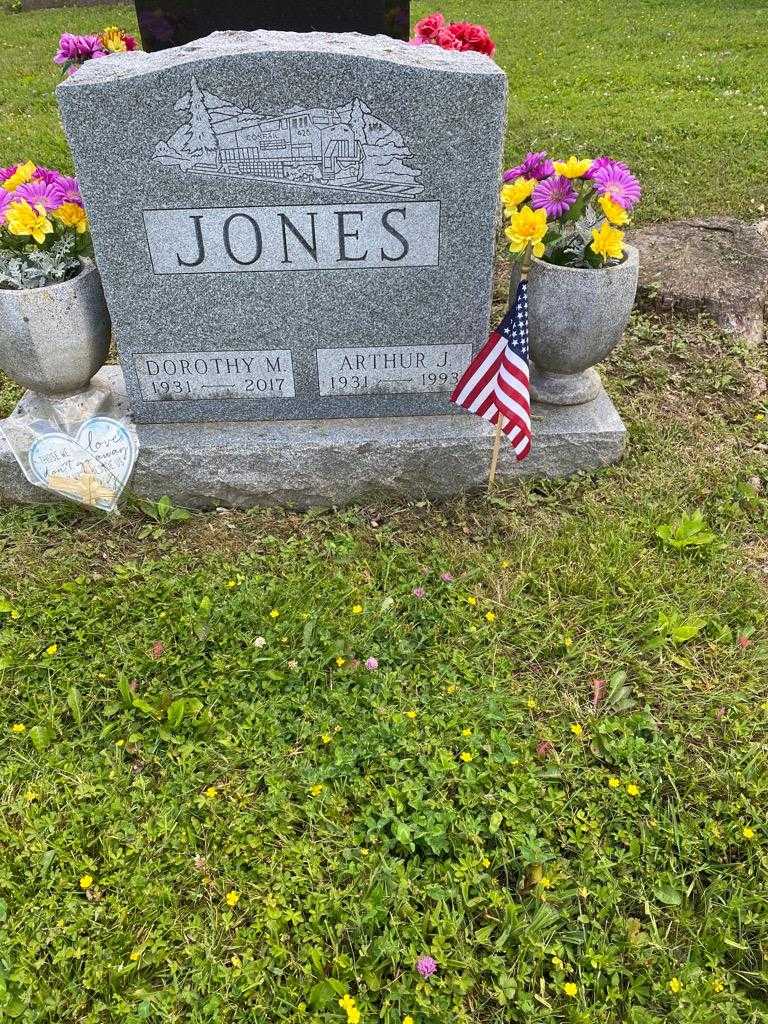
[79,874,93,890]
[352,604,363,615]
[336,656,346,667]
[406,710,417,719]
[46,643,58,656]
[100,26,129,52]
[225,579,237,588]
[570,723,583,736]
[539,876,552,889]
[711,978,724,993]
[2,160,36,192]
[591,221,625,263]
[24,789,39,802]
[339,994,361,1022]
[742,826,756,840]
[466,595,477,606]
[578,886,589,898]
[10,609,20,620]
[598,194,629,226]
[551,955,564,969]
[204,786,218,799]
[526,698,537,709]
[482,857,490,867]
[11,723,26,734]
[403,1017,415,1024]
[224,890,240,907]
[461,728,472,737]
[269,609,280,618]
[485,611,496,622]
[446,684,457,693]
[321,733,332,744]
[309,783,324,796]
[53,202,88,234]
[460,751,473,762]
[5,200,53,245]
[500,177,536,210]
[563,981,578,997]
[501,559,510,569]
[553,156,593,178]
[504,205,548,258]
[626,783,640,797]
[668,977,682,994]
[608,777,621,789]
[755,413,765,422]
[360,847,369,856]
[129,949,141,962]
[562,635,573,648]
[115,739,125,747]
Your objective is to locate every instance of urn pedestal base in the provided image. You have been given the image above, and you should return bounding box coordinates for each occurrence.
[530,365,602,407]
[0,367,627,509]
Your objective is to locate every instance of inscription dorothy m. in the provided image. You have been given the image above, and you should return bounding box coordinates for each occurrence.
[144,201,440,274]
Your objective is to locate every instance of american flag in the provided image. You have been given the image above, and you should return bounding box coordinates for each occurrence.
[450,280,532,461]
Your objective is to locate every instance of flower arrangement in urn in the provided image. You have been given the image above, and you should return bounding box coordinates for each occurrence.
[0,163,109,395]
[501,152,642,406]
[54,26,138,76]
[501,152,642,269]
[411,13,496,56]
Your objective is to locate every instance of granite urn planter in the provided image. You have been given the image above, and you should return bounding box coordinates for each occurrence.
[513,245,639,405]
[0,259,110,396]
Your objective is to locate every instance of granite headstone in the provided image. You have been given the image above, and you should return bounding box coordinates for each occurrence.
[57,32,507,424]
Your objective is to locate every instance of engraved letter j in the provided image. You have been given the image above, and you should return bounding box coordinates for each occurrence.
[176,214,206,267]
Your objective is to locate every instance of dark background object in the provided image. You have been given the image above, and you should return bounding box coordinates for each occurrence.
[134,1,411,51]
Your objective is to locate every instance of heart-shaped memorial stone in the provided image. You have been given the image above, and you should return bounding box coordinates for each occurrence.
[28,416,137,511]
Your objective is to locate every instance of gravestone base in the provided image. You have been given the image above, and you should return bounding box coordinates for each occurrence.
[0,367,626,508]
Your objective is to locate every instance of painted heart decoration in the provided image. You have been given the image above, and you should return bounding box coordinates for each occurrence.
[28,416,137,512]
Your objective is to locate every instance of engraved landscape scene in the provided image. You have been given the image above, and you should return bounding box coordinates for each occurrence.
[153,77,425,198]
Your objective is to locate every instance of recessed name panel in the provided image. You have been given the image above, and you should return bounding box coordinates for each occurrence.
[316,344,471,396]
[135,350,295,401]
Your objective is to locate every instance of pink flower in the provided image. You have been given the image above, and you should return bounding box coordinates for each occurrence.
[536,739,555,758]
[15,180,65,212]
[737,634,750,649]
[450,21,496,56]
[440,572,454,582]
[416,955,438,978]
[433,27,462,50]
[55,175,83,206]
[412,587,426,598]
[0,164,18,184]
[365,657,379,671]
[591,161,642,210]
[413,12,446,43]
[0,191,12,225]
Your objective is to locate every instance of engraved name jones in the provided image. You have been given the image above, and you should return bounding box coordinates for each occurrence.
[143,201,440,274]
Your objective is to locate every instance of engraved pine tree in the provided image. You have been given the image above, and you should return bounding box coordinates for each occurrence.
[187,77,218,162]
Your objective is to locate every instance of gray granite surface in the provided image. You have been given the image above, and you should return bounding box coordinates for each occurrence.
[0,368,627,508]
[57,31,507,424]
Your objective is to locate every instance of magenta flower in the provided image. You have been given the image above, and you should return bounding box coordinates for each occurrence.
[416,955,438,978]
[54,33,107,66]
[585,155,629,180]
[15,180,65,212]
[531,174,578,217]
[55,175,82,205]
[412,587,426,598]
[0,164,18,184]
[504,151,554,183]
[440,572,454,582]
[365,657,379,671]
[0,191,12,225]
[591,161,642,209]
[32,166,63,186]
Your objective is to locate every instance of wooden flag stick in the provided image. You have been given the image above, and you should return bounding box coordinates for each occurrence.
[487,244,533,492]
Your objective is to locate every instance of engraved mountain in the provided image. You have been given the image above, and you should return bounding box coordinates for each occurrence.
[153,77,425,198]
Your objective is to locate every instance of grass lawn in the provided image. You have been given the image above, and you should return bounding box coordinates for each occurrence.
[1,3,768,1023]
[0,2,767,221]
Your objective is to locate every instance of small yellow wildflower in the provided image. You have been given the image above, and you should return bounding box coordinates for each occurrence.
[608,777,620,789]
[485,611,496,622]
[504,205,548,258]
[742,826,756,841]
[403,1017,415,1024]
[309,783,324,796]
[563,981,578,997]
[11,723,26,734]
[226,579,237,588]
[336,656,346,667]
[405,710,417,720]
[467,595,477,606]
[570,723,583,736]
[321,733,332,744]
[553,156,593,178]
[352,604,363,614]
[562,635,573,649]
[115,738,125,747]
[360,847,369,856]
[269,609,280,618]
[10,610,20,620]
[591,221,625,262]
[5,200,53,245]
[129,949,141,962]
[526,698,537,709]
[482,857,490,868]
[224,890,240,907]
[668,977,682,994]
[79,874,94,890]
[755,413,765,422]
[500,176,536,210]
[461,728,472,737]
[539,876,552,889]
[53,201,88,233]
[501,559,511,569]
[2,160,36,192]
[46,644,58,656]
[24,789,39,802]
[446,684,457,694]
[711,978,724,993]
[598,193,629,226]
[626,783,640,797]
[460,751,473,763]
[205,786,218,799]
[578,886,589,899]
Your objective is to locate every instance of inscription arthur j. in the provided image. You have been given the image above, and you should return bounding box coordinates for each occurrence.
[143,201,440,274]
[316,344,471,397]
[154,78,424,198]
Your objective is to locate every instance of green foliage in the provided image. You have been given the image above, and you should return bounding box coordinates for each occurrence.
[134,495,192,539]
[656,511,718,551]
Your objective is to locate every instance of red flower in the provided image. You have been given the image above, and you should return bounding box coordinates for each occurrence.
[149,641,166,659]
[434,27,463,50]
[449,21,496,56]
[413,12,446,42]
[738,634,751,649]
[536,740,555,758]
